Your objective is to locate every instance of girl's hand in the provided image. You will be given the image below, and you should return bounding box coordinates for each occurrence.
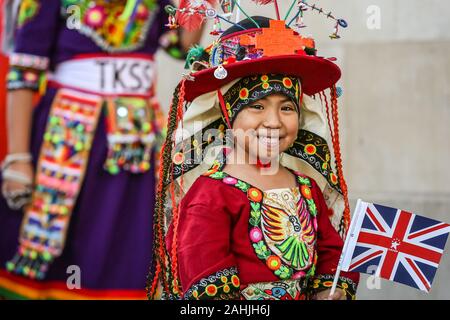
[312,288,346,300]
[1,161,34,210]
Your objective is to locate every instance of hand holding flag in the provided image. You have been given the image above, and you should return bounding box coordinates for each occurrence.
[330,200,450,295]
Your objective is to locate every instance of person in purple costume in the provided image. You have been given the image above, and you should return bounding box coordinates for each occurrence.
[0,0,204,299]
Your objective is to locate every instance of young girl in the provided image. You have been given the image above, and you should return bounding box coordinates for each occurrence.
[147,15,359,300]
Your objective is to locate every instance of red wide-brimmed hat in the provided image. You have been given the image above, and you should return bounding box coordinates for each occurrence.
[183,16,341,101]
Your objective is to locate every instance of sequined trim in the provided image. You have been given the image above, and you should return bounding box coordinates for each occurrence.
[7,67,42,91]
[9,53,49,71]
[241,278,309,300]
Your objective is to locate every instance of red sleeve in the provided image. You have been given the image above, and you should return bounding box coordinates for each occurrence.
[167,177,243,300]
[310,178,360,299]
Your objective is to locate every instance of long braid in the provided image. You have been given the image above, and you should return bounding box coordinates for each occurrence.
[330,85,351,235]
[147,81,185,299]
[169,81,187,296]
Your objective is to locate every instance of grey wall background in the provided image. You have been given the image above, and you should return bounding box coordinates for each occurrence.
[155,0,450,299]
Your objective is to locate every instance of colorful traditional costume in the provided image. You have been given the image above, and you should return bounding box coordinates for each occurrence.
[0,0,184,299]
[147,3,359,300]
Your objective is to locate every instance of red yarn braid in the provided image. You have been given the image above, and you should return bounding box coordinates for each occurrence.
[329,86,351,234]
[148,80,186,298]
[169,81,187,296]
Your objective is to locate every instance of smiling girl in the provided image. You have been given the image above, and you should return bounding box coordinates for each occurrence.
[147,16,359,300]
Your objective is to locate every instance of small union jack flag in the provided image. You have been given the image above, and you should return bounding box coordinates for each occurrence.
[340,200,450,292]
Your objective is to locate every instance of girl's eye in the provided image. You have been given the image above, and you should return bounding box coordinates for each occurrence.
[281,105,296,112]
[248,104,264,110]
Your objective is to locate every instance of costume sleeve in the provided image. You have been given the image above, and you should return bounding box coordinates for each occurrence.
[310,179,360,300]
[175,199,242,300]
[7,0,61,91]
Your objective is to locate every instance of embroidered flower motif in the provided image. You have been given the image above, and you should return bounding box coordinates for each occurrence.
[173,152,185,165]
[247,188,263,202]
[223,177,237,185]
[239,88,249,100]
[261,75,270,89]
[249,227,263,242]
[231,275,240,287]
[330,172,338,185]
[300,185,312,200]
[304,144,317,155]
[84,6,106,28]
[205,284,218,296]
[266,255,282,270]
[283,77,293,88]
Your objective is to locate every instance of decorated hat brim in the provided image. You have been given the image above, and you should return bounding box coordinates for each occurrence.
[184,54,341,102]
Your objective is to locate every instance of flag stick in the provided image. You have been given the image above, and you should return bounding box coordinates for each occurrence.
[329,199,364,298]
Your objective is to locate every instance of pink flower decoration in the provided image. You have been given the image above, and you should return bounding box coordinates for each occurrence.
[223,177,237,185]
[249,227,263,242]
[84,6,106,28]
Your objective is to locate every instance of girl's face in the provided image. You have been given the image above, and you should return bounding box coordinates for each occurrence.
[231,93,299,162]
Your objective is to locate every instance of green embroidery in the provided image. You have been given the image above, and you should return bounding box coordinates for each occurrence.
[235,180,249,192]
[274,265,293,280]
[253,241,270,260]
[17,0,40,28]
[298,176,311,187]
[276,236,309,269]
[209,171,226,179]
[249,205,261,226]
[306,199,317,217]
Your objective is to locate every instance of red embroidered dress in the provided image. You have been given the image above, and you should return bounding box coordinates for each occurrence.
[166,164,359,300]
